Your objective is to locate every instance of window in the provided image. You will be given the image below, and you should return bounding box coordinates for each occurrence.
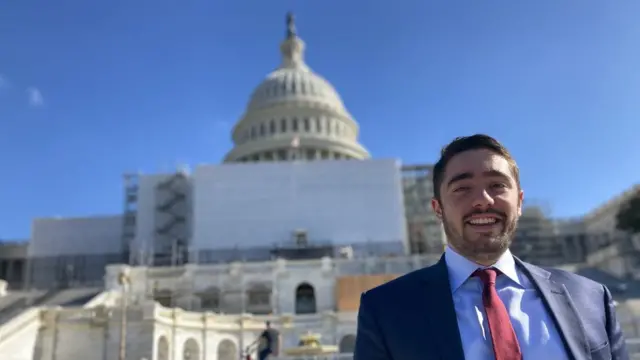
[295,283,317,314]
[306,149,315,160]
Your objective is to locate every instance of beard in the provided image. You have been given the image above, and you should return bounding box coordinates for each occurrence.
[442,209,518,264]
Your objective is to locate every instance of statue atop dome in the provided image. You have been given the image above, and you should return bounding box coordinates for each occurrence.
[286,12,297,38]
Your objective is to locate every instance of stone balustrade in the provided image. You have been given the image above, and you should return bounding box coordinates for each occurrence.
[105,255,441,291]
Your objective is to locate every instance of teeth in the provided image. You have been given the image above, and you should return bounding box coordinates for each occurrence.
[469,218,497,225]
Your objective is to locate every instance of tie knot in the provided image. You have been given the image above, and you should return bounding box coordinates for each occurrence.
[473,268,500,285]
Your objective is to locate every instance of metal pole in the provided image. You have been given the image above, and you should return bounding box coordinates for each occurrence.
[239,268,245,357]
[118,272,130,360]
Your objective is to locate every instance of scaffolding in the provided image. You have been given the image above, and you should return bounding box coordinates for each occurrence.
[154,169,190,267]
[401,164,443,254]
[147,263,274,317]
[121,173,139,265]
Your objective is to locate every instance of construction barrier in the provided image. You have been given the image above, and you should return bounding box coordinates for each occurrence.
[335,275,399,312]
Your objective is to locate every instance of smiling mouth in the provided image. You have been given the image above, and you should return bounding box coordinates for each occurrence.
[466,217,501,226]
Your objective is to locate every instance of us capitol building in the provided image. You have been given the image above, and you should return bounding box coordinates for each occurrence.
[1,13,640,360]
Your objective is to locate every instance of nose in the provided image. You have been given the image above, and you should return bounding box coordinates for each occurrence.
[471,189,495,209]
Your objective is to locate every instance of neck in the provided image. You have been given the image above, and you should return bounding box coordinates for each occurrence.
[447,244,506,266]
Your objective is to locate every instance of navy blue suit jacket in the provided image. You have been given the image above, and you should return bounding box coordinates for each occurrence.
[354,255,629,360]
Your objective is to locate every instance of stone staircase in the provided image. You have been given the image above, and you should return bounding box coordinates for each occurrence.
[0,288,110,359]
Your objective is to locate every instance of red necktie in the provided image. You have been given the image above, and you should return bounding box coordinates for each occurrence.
[473,268,523,360]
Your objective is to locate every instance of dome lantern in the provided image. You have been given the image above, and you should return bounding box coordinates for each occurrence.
[280,12,308,71]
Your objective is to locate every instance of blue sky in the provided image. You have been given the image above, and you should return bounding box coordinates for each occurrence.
[1,1,639,239]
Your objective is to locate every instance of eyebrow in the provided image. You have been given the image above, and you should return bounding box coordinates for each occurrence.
[446,170,510,189]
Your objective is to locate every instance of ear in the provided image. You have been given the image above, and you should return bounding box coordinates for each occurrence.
[517,190,524,217]
[431,198,443,220]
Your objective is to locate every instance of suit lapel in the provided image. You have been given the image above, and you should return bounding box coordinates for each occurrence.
[516,259,589,360]
[421,255,466,360]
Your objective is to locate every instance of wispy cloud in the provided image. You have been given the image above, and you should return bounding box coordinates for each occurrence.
[26,87,44,107]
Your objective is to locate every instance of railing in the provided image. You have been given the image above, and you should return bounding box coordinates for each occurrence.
[83,290,116,308]
[0,289,58,325]
[0,307,40,344]
[0,298,27,324]
[143,254,441,278]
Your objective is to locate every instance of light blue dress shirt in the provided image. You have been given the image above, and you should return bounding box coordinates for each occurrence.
[445,246,569,360]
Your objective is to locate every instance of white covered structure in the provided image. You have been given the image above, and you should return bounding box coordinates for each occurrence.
[191,159,407,253]
[26,159,410,288]
[28,216,123,257]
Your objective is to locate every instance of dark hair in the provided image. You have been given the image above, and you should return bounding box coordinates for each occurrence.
[432,134,520,200]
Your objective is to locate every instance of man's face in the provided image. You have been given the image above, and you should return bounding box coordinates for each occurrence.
[431,148,523,264]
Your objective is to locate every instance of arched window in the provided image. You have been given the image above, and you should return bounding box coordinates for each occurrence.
[295,282,317,314]
[217,339,238,360]
[156,336,169,360]
[183,338,200,360]
[339,334,356,353]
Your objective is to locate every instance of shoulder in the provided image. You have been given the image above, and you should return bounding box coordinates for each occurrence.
[545,265,603,287]
[522,261,607,296]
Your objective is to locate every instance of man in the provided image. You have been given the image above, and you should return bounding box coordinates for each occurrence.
[255,321,280,360]
[354,134,628,360]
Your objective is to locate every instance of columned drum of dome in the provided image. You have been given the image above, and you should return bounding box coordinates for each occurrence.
[224,13,370,163]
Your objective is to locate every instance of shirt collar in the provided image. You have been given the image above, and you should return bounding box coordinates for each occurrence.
[444,245,521,293]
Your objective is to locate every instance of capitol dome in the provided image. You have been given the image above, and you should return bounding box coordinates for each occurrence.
[223,13,371,163]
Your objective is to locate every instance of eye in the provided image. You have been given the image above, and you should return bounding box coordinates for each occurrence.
[491,183,507,189]
[453,186,470,193]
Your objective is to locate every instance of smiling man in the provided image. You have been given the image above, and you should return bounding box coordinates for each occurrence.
[354,134,629,360]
